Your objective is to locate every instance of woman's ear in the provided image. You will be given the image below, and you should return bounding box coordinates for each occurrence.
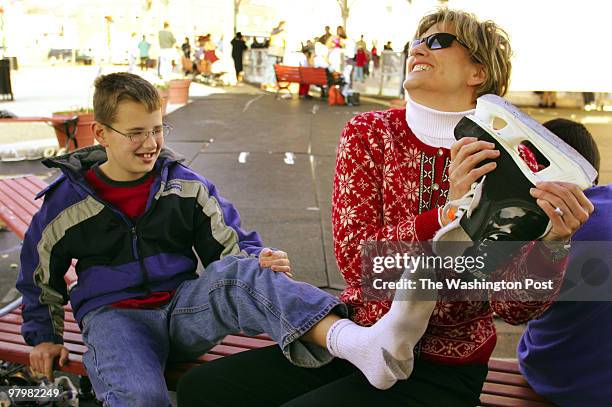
[92,122,108,147]
[467,64,487,87]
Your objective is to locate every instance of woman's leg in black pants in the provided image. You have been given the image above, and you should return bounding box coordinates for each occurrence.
[281,358,487,407]
[177,345,356,406]
[177,345,487,407]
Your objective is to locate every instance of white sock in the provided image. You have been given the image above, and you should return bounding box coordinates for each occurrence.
[327,270,437,389]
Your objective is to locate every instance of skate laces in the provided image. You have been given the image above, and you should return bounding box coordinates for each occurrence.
[444,177,485,221]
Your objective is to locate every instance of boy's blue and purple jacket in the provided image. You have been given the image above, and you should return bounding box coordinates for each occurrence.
[16,146,264,346]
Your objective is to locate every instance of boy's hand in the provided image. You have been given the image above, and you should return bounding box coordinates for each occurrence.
[30,342,69,381]
[259,248,293,277]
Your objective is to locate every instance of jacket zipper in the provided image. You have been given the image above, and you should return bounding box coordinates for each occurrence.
[75,167,166,295]
[131,225,151,295]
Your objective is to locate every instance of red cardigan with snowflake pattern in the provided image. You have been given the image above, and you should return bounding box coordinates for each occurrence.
[331,108,568,365]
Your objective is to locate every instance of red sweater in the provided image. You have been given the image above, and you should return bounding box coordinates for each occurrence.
[356,49,368,67]
[331,108,568,365]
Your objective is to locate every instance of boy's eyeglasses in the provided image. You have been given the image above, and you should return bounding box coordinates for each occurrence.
[410,33,468,51]
[102,123,172,144]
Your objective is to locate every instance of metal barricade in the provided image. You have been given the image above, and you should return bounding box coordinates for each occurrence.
[243,49,275,84]
[353,51,405,98]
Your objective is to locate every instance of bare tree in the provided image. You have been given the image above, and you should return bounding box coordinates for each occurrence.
[336,0,356,33]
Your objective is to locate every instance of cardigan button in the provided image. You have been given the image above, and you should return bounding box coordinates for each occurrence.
[437,148,444,156]
[432,183,440,191]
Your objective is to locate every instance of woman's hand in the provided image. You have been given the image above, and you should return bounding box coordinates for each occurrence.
[530,182,594,241]
[448,137,500,201]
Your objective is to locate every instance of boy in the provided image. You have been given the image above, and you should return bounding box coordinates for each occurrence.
[17,73,437,405]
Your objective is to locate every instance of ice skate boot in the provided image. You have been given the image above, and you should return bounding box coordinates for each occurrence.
[433,94,597,267]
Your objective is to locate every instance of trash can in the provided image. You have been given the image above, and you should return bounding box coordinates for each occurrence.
[0,59,13,101]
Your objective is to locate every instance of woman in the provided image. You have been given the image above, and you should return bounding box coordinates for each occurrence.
[177,8,592,406]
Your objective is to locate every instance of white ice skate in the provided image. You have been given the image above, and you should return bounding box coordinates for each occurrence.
[433,94,597,262]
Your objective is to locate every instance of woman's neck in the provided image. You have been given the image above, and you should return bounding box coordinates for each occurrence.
[408,89,476,112]
[404,94,475,149]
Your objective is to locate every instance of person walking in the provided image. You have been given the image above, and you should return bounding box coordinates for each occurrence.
[231,32,248,81]
[138,35,151,71]
[354,46,367,82]
[157,22,177,78]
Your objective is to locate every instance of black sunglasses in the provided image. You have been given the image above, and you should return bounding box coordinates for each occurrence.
[410,32,468,50]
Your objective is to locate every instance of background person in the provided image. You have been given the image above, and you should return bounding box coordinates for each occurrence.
[138,35,151,71]
[268,21,286,63]
[231,32,248,81]
[157,22,177,78]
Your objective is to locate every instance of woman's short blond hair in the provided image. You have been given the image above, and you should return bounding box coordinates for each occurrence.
[415,8,512,97]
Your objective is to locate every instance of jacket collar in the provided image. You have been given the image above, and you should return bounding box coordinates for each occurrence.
[42,145,184,174]
[36,145,185,200]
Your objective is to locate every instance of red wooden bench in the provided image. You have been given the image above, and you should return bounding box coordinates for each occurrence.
[0,176,554,403]
[273,65,328,98]
[299,67,328,87]
[480,359,555,406]
[273,65,301,98]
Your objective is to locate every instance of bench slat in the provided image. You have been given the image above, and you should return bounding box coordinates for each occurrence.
[0,321,84,344]
[15,176,48,198]
[221,335,275,349]
[0,331,87,355]
[488,359,523,374]
[13,307,77,324]
[300,67,327,86]
[481,382,550,402]
[2,313,81,336]
[0,175,46,239]
[274,65,301,82]
[2,178,42,213]
[0,189,32,233]
[479,393,554,407]
[486,370,530,387]
[0,208,28,238]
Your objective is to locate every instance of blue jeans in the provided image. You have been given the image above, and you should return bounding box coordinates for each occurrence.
[354,66,364,82]
[80,255,346,407]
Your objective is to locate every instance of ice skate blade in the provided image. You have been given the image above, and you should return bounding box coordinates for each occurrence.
[468,94,597,190]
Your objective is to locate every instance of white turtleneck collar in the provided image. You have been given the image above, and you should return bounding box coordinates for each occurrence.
[404,94,475,149]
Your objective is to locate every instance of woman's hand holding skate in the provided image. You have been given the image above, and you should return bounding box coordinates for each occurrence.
[448,137,500,202]
[530,182,594,241]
